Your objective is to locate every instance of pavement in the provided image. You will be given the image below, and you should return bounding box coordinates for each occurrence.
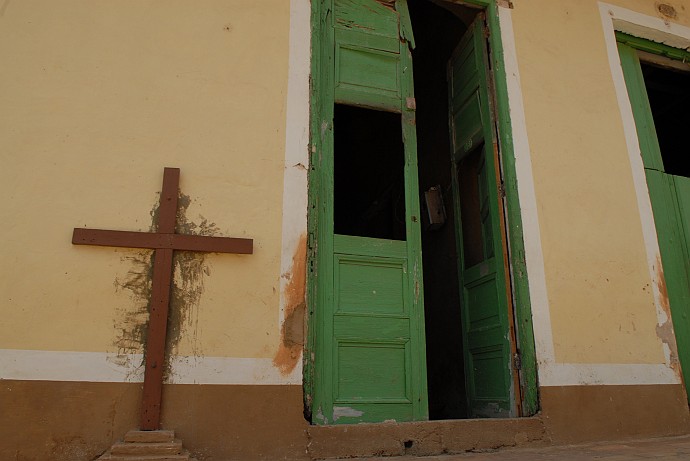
[350,435,690,460]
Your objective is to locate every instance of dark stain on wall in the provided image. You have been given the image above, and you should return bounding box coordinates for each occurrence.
[274,234,307,375]
[166,193,221,365]
[111,191,220,376]
[111,250,153,370]
[655,255,680,371]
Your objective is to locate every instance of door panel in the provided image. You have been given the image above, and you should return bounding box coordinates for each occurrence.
[448,14,515,418]
[312,0,427,425]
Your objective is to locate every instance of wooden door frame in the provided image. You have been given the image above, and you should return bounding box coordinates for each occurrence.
[305,0,539,420]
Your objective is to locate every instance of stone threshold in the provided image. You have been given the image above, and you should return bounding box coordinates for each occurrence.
[307,416,549,460]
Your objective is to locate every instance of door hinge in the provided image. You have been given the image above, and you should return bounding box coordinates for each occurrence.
[513,352,522,371]
[498,181,506,198]
[484,25,491,39]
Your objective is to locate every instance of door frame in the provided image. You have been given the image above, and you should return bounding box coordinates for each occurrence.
[305,0,539,420]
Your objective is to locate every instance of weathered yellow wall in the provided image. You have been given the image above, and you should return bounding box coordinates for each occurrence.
[4,0,688,372]
[0,0,290,358]
[609,0,689,23]
[511,0,690,364]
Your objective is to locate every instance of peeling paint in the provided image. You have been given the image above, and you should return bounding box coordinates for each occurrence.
[655,256,680,370]
[314,406,327,425]
[332,406,364,421]
[274,234,307,375]
[657,2,678,20]
[656,256,671,313]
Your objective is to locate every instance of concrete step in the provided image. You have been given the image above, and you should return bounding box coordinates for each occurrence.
[98,451,190,461]
[307,416,549,459]
[111,439,183,455]
[124,430,175,443]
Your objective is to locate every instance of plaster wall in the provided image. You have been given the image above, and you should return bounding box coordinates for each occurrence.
[0,0,297,380]
[3,1,690,459]
[2,0,690,409]
[507,0,690,372]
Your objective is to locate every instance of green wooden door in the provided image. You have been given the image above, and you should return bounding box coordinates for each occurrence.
[617,38,690,398]
[673,178,690,264]
[311,0,428,425]
[448,15,516,418]
[645,169,690,393]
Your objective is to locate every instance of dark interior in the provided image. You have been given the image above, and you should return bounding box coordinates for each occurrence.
[409,0,476,420]
[642,61,690,177]
[334,104,407,241]
[332,0,480,420]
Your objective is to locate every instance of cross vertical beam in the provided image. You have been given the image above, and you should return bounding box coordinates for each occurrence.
[141,167,179,430]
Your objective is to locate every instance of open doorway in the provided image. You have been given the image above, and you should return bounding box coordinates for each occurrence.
[408,0,472,420]
[308,0,527,424]
[411,0,521,419]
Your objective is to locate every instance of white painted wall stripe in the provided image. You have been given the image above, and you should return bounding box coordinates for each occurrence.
[168,355,302,385]
[0,347,675,387]
[0,349,302,385]
[541,363,679,387]
[276,0,311,381]
[0,350,145,383]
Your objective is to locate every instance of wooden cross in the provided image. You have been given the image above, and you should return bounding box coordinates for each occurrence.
[72,167,253,430]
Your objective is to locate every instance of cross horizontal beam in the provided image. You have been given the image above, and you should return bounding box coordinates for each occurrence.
[73,228,253,254]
